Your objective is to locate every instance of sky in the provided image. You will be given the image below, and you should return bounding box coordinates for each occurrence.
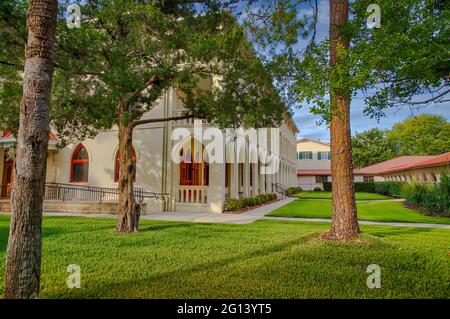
[278,0,450,141]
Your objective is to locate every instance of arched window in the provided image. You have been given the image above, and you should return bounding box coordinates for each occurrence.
[71,144,89,182]
[115,148,137,182]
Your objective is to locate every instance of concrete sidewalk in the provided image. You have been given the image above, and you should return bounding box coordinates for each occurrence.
[264,216,450,229]
[2,196,448,229]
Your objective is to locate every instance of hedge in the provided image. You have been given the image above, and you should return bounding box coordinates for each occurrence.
[286,186,302,196]
[224,193,278,212]
[322,181,403,198]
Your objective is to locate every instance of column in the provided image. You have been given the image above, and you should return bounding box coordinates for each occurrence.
[253,162,259,196]
[243,151,250,197]
[230,141,239,199]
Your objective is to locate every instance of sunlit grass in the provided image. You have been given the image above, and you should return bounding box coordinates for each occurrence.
[269,200,450,225]
[0,215,448,298]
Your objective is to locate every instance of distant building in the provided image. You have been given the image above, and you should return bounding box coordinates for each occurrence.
[355,153,450,183]
[296,138,450,190]
[296,137,331,190]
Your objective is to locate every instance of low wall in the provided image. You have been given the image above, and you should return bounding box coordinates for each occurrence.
[0,200,147,215]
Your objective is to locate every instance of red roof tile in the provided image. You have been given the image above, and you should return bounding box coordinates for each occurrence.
[382,152,450,173]
[1,131,58,142]
[354,156,434,175]
[297,169,331,176]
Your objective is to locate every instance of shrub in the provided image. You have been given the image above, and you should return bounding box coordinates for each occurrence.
[354,182,375,193]
[286,186,302,196]
[247,197,256,206]
[402,173,450,216]
[254,197,262,205]
[313,187,322,192]
[374,181,403,198]
[224,199,243,212]
[323,181,403,197]
[256,194,266,204]
[270,193,277,201]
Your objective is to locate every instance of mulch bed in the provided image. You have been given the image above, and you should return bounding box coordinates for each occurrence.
[223,199,280,214]
[403,202,450,218]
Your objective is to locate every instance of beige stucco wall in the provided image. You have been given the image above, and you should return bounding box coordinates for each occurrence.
[1,84,299,213]
[296,139,331,170]
[382,165,449,183]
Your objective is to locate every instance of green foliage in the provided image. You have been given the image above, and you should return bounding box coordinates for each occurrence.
[286,186,302,196]
[374,182,403,198]
[1,215,449,298]
[324,181,403,198]
[290,0,449,121]
[387,114,450,156]
[402,173,450,215]
[268,199,450,225]
[354,182,375,193]
[349,0,450,116]
[0,1,288,143]
[224,198,244,212]
[0,0,26,133]
[352,128,397,168]
[224,193,277,212]
[313,187,322,192]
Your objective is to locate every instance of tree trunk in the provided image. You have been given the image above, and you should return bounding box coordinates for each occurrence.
[115,98,139,233]
[325,0,360,240]
[4,0,57,298]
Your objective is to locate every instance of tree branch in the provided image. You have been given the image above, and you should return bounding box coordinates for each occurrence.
[133,114,204,127]
[399,88,450,105]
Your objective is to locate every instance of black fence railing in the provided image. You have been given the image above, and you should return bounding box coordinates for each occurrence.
[272,182,287,199]
[1,183,168,204]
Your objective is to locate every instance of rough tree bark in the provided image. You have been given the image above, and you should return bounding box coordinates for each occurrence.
[325,0,360,240]
[115,98,140,233]
[4,0,58,298]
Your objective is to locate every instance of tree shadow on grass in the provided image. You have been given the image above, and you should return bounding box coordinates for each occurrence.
[366,226,434,238]
[58,233,318,298]
[137,222,194,233]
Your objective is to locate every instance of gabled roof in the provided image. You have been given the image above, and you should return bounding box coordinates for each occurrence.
[297,137,330,147]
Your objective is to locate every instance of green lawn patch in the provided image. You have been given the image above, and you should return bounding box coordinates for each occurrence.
[0,215,449,298]
[268,200,450,224]
[293,191,392,200]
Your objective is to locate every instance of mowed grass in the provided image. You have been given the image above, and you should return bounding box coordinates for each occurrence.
[293,191,392,200]
[268,200,450,224]
[0,215,449,298]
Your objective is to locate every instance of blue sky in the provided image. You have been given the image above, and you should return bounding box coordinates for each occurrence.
[272,0,450,141]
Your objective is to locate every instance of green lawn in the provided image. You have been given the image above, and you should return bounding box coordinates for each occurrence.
[293,191,392,200]
[268,200,450,224]
[0,215,449,298]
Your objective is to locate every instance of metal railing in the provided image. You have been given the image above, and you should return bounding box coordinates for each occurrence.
[1,183,168,204]
[272,182,287,199]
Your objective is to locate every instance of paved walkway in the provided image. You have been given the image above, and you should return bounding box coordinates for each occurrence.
[263,216,450,229]
[2,196,448,229]
[28,197,296,225]
[299,198,405,202]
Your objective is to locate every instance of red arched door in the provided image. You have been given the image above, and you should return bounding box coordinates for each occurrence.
[1,155,14,198]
